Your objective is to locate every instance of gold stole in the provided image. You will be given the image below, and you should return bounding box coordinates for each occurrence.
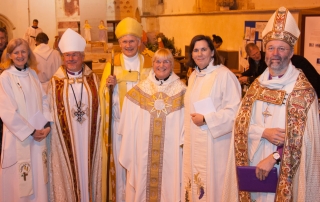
[54,71,99,202]
[234,72,315,202]
[126,85,185,202]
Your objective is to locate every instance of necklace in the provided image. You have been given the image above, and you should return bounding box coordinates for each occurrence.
[66,68,85,123]
[262,103,272,123]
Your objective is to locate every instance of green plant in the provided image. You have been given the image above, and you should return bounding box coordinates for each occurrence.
[146,33,176,54]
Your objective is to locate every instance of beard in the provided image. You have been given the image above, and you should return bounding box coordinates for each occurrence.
[265,54,291,74]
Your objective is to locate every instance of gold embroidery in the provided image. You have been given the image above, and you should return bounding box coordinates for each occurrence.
[126,84,185,202]
[234,72,315,202]
[256,88,286,105]
[194,172,205,199]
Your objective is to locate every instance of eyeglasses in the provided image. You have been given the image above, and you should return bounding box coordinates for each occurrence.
[63,52,81,58]
[266,46,291,53]
[154,60,171,65]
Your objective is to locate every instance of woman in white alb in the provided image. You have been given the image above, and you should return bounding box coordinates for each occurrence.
[182,35,241,202]
[0,38,51,202]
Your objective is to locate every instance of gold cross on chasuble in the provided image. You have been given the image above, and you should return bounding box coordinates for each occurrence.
[126,87,184,201]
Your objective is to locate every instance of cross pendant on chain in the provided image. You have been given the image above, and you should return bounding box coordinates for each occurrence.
[262,107,272,123]
[74,107,85,122]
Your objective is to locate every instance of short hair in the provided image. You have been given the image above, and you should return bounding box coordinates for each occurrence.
[245,43,259,55]
[33,19,39,23]
[212,34,223,44]
[2,38,37,69]
[36,32,49,44]
[187,35,222,68]
[152,48,174,65]
[0,27,8,39]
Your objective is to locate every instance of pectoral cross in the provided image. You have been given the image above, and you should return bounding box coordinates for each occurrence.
[74,107,85,122]
[22,172,28,181]
[262,106,272,123]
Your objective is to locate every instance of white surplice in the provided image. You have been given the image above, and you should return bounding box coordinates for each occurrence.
[0,65,51,202]
[183,63,241,202]
[23,26,43,50]
[118,70,186,202]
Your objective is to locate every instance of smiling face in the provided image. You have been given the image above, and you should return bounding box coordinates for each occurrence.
[63,51,84,72]
[119,34,141,57]
[9,44,29,69]
[153,58,172,80]
[265,40,293,76]
[192,40,214,69]
[152,48,174,80]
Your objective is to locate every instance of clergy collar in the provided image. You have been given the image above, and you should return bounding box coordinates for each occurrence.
[66,66,83,76]
[155,72,171,85]
[268,73,284,80]
[197,65,208,72]
[14,64,28,71]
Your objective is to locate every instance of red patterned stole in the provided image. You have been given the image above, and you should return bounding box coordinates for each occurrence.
[234,72,315,201]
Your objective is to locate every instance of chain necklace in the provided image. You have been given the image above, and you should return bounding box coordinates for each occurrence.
[66,68,85,123]
[262,103,272,123]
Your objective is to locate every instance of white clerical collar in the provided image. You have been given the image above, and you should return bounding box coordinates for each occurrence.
[66,67,83,76]
[123,52,138,61]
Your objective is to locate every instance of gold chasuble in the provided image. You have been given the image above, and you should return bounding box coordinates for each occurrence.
[99,53,151,201]
[47,66,102,202]
[119,71,186,202]
[234,72,315,202]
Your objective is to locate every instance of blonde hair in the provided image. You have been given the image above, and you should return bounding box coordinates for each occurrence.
[152,48,174,65]
[1,38,37,70]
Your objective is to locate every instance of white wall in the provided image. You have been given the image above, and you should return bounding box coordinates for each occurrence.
[0,0,57,47]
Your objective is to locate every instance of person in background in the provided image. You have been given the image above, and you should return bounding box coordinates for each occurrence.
[212,34,225,65]
[212,34,223,49]
[239,43,267,85]
[47,28,102,202]
[0,38,51,202]
[119,48,186,201]
[0,27,8,157]
[24,19,43,50]
[99,17,152,202]
[222,7,320,202]
[182,35,241,201]
[33,32,62,92]
[239,43,320,97]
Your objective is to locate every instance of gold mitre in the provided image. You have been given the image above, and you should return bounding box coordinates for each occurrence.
[115,17,142,39]
[262,7,300,47]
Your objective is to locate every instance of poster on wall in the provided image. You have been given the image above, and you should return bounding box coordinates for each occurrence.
[303,16,320,74]
[244,21,267,52]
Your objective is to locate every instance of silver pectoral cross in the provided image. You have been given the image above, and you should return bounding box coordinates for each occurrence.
[71,104,88,124]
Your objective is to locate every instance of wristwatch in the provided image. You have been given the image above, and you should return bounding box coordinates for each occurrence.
[272,152,281,165]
